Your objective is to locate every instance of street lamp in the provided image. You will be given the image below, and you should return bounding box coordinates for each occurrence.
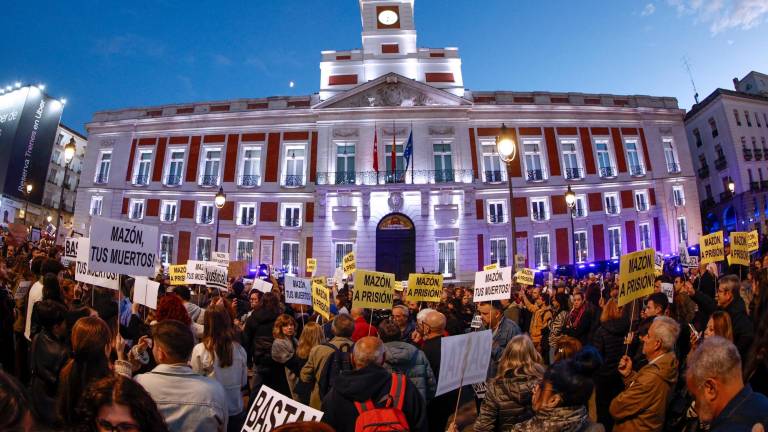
[727,177,735,194]
[55,138,77,243]
[46,215,52,224]
[496,123,518,267]
[214,186,226,252]
[565,185,577,276]
[23,183,33,226]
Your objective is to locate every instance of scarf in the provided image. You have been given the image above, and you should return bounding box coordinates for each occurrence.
[567,304,586,329]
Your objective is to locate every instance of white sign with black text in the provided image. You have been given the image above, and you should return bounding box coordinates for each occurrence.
[435,330,493,396]
[205,264,228,291]
[473,267,513,302]
[74,238,119,290]
[284,276,313,306]
[132,276,160,309]
[88,217,159,277]
[241,385,323,432]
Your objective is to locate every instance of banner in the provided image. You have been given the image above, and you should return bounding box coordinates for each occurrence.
[352,269,395,310]
[212,251,229,266]
[306,258,317,274]
[132,276,160,309]
[74,238,119,290]
[342,251,356,275]
[700,231,724,265]
[284,276,313,306]
[473,267,513,302]
[483,263,498,271]
[514,268,535,286]
[62,237,79,266]
[185,260,208,285]
[617,248,656,307]
[729,232,750,266]
[405,273,443,302]
[747,230,759,252]
[241,384,323,432]
[660,282,674,304]
[88,217,159,277]
[205,264,228,291]
[169,265,187,285]
[435,330,493,396]
[252,278,274,294]
[312,281,331,320]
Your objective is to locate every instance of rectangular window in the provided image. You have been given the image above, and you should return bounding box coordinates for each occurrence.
[240,147,261,187]
[677,217,688,244]
[165,149,185,186]
[608,227,622,259]
[161,200,177,222]
[482,141,504,182]
[575,231,588,263]
[672,186,685,206]
[693,128,702,147]
[237,240,254,265]
[639,223,651,249]
[604,193,620,215]
[745,111,752,127]
[487,200,506,224]
[533,235,550,268]
[734,109,742,126]
[95,151,111,184]
[160,235,174,265]
[433,141,454,183]
[196,237,212,261]
[437,240,456,278]
[574,195,588,218]
[523,139,546,181]
[89,196,103,216]
[282,204,302,227]
[197,202,214,224]
[281,241,300,275]
[625,139,645,176]
[335,142,356,185]
[560,139,582,180]
[284,146,306,187]
[709,118,719,138]
[756,112,762,128]
[530,198,549,221]
[594,139,615,178]
[133,150,152,185]
[334,242,354,268]
[663,139,680,173]
[490,238,508,267]
[635,190,649,212]
[200,148,222,186]
[129,199,145,220]
[238,204,256,226]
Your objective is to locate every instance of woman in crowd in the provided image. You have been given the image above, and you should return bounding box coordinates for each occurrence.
[474,334,545,431]
[271,314,299,398]
[155,294,203,341]
[743,312,768,395]
[547,293,571,364]
[591,298,628,430]
[562,292,594,345]
[0,370,34,432]
[74,375,169,432]
[242,291,282,392]
[29,300,69,426]
[689,309,734,354]
[292,321,326,404]
[553,336,582,363]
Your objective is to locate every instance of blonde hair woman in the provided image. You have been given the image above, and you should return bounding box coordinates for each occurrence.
[293,322,326,404]
[474,334,545,431]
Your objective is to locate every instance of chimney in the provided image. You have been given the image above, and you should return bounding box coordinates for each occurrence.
[733,77,740,91]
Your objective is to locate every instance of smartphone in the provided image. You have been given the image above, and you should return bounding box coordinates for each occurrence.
[688,323,700,340]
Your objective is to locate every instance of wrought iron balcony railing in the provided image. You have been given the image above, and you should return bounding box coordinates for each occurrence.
[714,157,727,171]
[239,217,255,226]
[283,175,304,187]
[485,170,504,183]
[599,166,616,178]
[165,175,182,186]
[283,217,301,227]
[743,147,753,161]
[199,175,219,187]
[526,169,546,182]
[666,162,681,173]
[239,175,260,187]
[489,214,506,224]
[314,169,473,186]
[532,211,549,221]
[198,216,214,224]
[94,173,109,184]
[161,213,176,222]
[132,175,150,186]
[755,148,764,161]
[564,167,583,180]
[697,166,709,179]
[629,165,645,177]
[605,205,620,215]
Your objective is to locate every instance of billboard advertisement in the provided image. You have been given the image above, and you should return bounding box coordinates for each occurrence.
[0,86,64,205]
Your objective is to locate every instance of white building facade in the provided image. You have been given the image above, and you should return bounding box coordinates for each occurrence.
[76,0,701,281]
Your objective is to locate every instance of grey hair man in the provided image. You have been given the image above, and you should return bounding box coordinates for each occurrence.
[392,304,415,343]
[686,336,768,430]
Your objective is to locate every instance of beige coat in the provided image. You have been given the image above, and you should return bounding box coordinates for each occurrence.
[299,336,354,409]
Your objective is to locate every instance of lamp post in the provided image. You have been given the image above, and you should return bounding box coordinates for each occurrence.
[214,186,226,252]
[727,177,735,195]
[23,183,33,226]
[565,185,577,277]
[496,124,518,268]
[56,138,77,242]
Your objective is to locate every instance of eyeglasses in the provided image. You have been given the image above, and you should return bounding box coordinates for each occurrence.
[96,418,141,432]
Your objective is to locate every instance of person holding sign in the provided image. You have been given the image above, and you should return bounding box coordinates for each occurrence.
[477,301,522,382]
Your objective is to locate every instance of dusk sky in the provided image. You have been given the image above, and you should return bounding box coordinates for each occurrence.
[4,0,768,134]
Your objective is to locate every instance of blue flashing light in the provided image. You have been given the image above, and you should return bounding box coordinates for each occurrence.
[578,264,586,269]
[588,263,596,268]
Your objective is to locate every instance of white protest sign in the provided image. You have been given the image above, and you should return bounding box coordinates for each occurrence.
[206,264,228,291]
[435,330,493,396]
[62,237,79,265]
[661,282,674,304]
[253,278,274,294]
[185,260,208,285]
[473,267,513,302]
[74,238,120,290]
[15,281,32,300]
[88,217,159,277]
[679,242,690,265]
[686,256,699,268]
[284,276,313,305]
[132,276,160,309]
[212,251,230,266]
[241,384,323,432]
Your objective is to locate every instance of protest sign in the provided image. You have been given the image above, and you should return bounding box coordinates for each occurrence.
[399,280,407,292]
[352,269,395,310]
[15,281,32,300]
[185,261,208,285]
[333,267,344,283]
[679,242,690,266]
[515,268,535,286]
[747,230,759,252]
[253,278,274,294]
[212,252,229,266]
[205,264,228,291]
[435,330,493,396]
[62,237,79,265]
[342,251,356,275]
[284,276,313,306]
[655,252,664,277]
[700,231,724,265]
[306,258,317,274]
[730,232,751,266]
[132,277,160,309]
[483,263,498,271]
[241,384,323,432]
[514,254,525,271]
[228,260,248,279]
[88,217,159,277]
[74,238,119,290]
[311,276,325,287]
[617,248,656,307]
[405,273,443,302]
[686,256,699,268]
[327,277,336,288]
[660,282,674,304]
[169,265,187,285]
[473,267,513,302]
[311,281,331,320]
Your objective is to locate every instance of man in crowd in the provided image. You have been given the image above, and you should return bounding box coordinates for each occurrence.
[173,285,203,323]
[628,292,669,369]
[478,300,521,379]
[321,336,426,432]
[350,307,377,341]
[135,320,228,432]
[301,314,355,409]
[392,304,415,343]
[610,316,680,431]
[687,336,768,431]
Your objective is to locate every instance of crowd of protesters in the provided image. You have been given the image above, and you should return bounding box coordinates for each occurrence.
[1,231,768,432]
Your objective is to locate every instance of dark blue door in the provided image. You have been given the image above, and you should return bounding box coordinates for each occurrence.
[376,213,415,281]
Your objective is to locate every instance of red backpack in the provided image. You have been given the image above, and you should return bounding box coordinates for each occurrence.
[353,373,410,432]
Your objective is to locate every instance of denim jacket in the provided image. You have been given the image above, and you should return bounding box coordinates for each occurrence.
[488,316,522,379]
[135,363,229,432]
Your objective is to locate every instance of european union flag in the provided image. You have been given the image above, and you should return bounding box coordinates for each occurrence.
[403,130,413,169]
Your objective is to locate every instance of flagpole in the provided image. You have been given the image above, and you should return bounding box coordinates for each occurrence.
[410,122,414,184]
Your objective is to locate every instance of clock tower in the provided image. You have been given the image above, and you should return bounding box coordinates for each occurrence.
[359,0,417,56]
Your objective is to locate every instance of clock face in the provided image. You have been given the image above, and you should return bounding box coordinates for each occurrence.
[378,10,399,26]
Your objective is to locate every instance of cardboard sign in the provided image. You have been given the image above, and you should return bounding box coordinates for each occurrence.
[228,260,249,279]
[685,256,699,268]
[617,248,656,307]
[483,263,498,271]
[514,254,526,271]
[700,231,724,265]
[74,238,120,290]
[252,278,274,294]
[352,269,395,310]
[312,281,331,321]
[405,273,443,302]
[655,252,665,277]
[515,268,535,286]
[342,251,356,275]
[185,260,208,285]
[473,267,513,302]
[169,265,187,285]
[132,276,160,309]
[212,251,229,266]
[88,217,159,277]
[747,230,759,252]
[730,232,751,266]
[306,258,317,274]
[284,276,313,306]
[660,282,674,304]
[435,330,493,396]
[62,237,79,265]
[241,384,323,432]
[205,264,228,291]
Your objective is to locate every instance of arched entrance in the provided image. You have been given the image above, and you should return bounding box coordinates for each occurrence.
[376,213,416,281]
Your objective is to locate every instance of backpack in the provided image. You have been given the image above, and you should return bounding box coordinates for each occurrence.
[318,342,353,397]
[354,373,410,432]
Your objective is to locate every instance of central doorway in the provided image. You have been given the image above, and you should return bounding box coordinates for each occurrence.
[376,213,416,281]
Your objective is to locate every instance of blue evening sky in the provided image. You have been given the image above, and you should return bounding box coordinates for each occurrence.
[3,0,767,134]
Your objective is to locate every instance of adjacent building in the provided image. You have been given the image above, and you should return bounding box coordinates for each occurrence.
[684,71,768,235]
[76,0,701,282]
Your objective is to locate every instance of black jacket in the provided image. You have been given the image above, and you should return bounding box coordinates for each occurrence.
[691,291,754,358]
[321,364,427,432]
[592,317,629,379]
[242,307,279,367]
[30,329,68,424]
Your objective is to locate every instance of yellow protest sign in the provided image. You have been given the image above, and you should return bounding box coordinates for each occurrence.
[312,281,331,321]
[311,276,325,287]
[405,273,443,302]
[700,231,724,265]
[729,232,750,266]
[169,265,187,286]
[618,248,656,307]
[654,252,664,277]
[342,251,356,275]
[483,263,498,271]
[352,269,395,310]
[306,258,317,274]
[515,268,535,286]
[747,230,759,252]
